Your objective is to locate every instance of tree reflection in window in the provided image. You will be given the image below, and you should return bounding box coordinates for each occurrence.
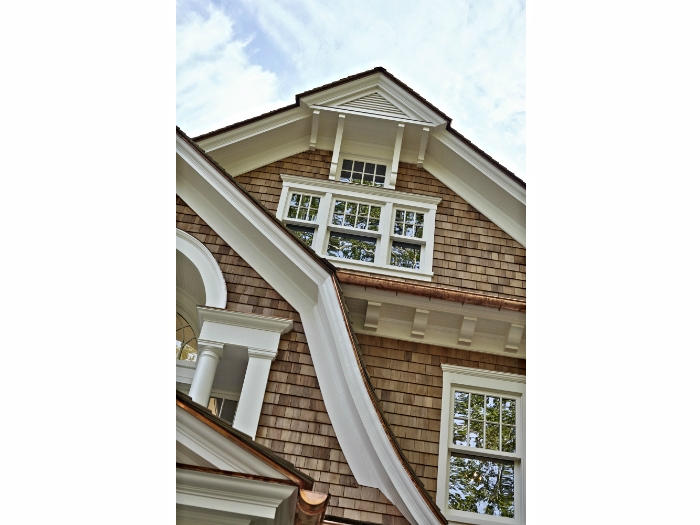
[176,313,198,361]
[287,224,315,246]
[287,193,320,221]
[391,242,421,269]
[394,209,424,238]
[327,232,376,262]
[332,199,381,231]
[449,454,515,517]
[453,391,516,452]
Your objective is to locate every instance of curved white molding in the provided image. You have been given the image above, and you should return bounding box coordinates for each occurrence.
[177,229,228,309]
[177,132,444,525]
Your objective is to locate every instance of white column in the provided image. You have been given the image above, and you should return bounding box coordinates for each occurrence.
[233,347,277,438]
[189,341,224,407]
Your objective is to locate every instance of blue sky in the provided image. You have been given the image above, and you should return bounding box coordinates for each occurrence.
[177,0,525,179]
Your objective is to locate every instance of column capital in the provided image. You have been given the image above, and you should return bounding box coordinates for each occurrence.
[198,339,225,358]
[247,347,277,361]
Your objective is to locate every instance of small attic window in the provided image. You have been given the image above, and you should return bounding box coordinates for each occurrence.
[340,159,387,187]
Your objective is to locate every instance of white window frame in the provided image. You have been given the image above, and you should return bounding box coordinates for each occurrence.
[277,174,441,281]
[337,154,390,187]
[436,365,526,525]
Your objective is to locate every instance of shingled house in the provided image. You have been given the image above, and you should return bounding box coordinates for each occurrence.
[176,67,526,525]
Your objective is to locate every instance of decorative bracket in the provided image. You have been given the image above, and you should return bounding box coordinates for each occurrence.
[309,109,320,151]
[458,316,478,345]
[328,114,346,180]
[417,127,430,168]
[364,301,381,331]
[411,308,430,338]
[505,324,525,353]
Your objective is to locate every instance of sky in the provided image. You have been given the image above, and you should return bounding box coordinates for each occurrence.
[176,0,526,179]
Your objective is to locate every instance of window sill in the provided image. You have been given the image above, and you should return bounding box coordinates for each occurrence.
[445,511,517,525]
[324,255,434,282]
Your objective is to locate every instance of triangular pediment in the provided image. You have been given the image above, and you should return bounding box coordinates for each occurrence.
[335,92,409,118]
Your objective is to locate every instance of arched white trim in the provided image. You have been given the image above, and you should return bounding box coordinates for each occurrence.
[176,228,228,309]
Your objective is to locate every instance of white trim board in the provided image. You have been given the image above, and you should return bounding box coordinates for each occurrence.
[177,132,444,525]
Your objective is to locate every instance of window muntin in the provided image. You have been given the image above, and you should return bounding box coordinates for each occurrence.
[340,159,387,187]
[394,209,424,238]
[327,231,376,262]
[453,392,517,452]
[390,241,421,269]
[287,224,315,246]
[449,454,515,517]
[332,199,382,231]
[287,193,321,222]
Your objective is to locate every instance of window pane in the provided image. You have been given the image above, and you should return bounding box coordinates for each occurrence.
[290,193,301,206]
[287,206,298,219]
[470,394,485,420]
[468,420,483,448]
[287,225,315,246]
[485,396,500,422]
[415,226,423,238]
[356,216,368,229]
[346,202,357,215]
[376,164,386,175]
[298,208,308,221]
[307,208,318,221]
[370,206,382,219]
[395,210,404,221]
[332,214,344,226]
[334,200,346,213]
[454,419,468,445]
[327,232,376,262]
[394,222,404,235]
[365,163,376,174]
[301,195,310,207]
[359,204,369,216]
[353,161,364,172]
[340,171,351,182]
[502,425,516,453]
[391,242,421,269]
[448,454,515,518]
[485,423,500,450]
[343,214,355,227]
[368,218,380,231]
[375,176,385,185]
[352,172,362,183]
[502,398,516,425]
[342,159,353,170]
[454,391,470,418]
[311,197,320,209]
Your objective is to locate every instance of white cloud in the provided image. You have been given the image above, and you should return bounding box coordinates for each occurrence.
[177,0,525,176]
[176,5,286,136]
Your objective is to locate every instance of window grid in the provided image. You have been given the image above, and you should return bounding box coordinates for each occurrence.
[453,391,516,453]
[287,193,321,222]
[340,159,387,187]
[390,241,421,269]
[331,199,382,231]
[394,209,424,238]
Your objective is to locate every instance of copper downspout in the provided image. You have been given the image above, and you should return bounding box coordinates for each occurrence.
[336,271,526,312]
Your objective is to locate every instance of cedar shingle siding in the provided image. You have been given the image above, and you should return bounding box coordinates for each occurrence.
[357,333,525,500]
[235,150,526,300]
[177,197,410,525]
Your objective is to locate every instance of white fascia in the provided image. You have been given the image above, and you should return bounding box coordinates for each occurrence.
[177,133,444,525]
[196,106,310,152]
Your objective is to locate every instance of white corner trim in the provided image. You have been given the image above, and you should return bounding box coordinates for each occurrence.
[280,174,442,207]
[177,229,228,309]
[197,306,294,334]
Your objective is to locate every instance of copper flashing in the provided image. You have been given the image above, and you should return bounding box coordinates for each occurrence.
[336,271,526,312]
[190,66,525,188]
[177,391,315,490]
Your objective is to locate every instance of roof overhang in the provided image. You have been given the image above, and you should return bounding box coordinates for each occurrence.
[177,130,447,525]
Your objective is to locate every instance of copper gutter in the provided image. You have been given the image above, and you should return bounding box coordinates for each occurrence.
[336,271,526,312]
[176,463,330,525]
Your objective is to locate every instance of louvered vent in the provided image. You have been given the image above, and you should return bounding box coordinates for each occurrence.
[338,93,407,116]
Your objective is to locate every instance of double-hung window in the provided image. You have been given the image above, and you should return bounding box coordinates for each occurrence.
[277,174,441,281]
[437,365,526,525]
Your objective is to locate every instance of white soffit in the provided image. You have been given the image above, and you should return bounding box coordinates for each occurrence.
[176,132,444,525]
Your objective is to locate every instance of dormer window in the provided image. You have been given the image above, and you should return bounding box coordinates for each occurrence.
[340,159,387,187]
[278,175,441,281]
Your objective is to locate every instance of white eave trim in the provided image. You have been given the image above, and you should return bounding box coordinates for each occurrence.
[176,132,444,525]
[434,131,526,205]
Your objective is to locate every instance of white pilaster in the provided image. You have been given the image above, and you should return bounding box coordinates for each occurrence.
[388,123,405,189]
[328,114,346,180]
[189,340,224,406]
[234,347,278,438]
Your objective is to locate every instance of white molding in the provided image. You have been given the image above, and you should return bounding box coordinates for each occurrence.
[309,109,320,151]
[177,131,446,525]
[198,307,294,335]
[417,127,430,168]
[177,229,228,309]
[280,174,442,207]
[388,123,405,189]
[440,364,527,384]
[329,114,346,179]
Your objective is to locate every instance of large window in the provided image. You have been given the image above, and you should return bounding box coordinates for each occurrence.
[277,175,441,281]
[437,365,525,525]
